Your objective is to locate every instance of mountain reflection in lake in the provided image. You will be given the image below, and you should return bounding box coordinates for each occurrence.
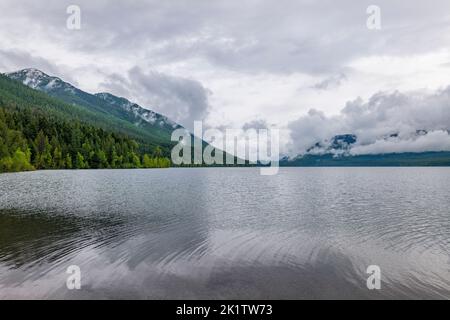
[0,168,449,299]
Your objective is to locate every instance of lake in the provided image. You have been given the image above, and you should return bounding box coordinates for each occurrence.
[0,168,449,299]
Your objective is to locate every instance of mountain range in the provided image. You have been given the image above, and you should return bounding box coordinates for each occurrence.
[3,68,450,167]
[1,68,244,171]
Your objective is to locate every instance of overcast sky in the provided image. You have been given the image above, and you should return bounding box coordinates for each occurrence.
[1,0,450,155]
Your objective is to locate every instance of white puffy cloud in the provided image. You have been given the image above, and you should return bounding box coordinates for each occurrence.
[288,87,450,155]
[350,130,450,155]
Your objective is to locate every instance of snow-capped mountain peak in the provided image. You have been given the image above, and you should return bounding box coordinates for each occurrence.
[7,68,77,94]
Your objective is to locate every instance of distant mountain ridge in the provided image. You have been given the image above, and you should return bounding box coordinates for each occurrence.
[283,132,450,166]
[280,151,450,166]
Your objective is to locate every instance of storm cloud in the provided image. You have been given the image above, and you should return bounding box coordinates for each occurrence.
[2,0,449,75]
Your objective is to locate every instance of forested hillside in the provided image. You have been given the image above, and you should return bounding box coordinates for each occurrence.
[7,69,178,154]
[0,75,171,172]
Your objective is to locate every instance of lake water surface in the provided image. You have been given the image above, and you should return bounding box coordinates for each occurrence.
[0,168,449,299]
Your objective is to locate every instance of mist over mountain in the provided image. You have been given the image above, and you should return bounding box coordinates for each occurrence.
[287,88,450,157]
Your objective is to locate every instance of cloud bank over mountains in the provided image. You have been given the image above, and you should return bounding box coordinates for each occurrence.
[288,87,450,156]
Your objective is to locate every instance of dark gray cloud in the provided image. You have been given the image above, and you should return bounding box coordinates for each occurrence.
[0,49,58,75]
[242,119,269,131]
[313,73,347,90]
[2,0,450,75]
[0,49,80,86]
[100,67,211,130]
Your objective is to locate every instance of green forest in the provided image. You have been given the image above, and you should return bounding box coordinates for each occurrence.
[0,106,170,172]
[0,73,173,173]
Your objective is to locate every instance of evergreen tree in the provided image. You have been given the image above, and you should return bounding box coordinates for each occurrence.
[153,146,163,158]
[65,153,73,169]
[75,152,86,169]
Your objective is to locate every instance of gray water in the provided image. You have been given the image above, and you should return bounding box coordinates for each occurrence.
[0,168,449,299]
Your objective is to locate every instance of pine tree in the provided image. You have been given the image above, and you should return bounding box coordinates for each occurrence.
[75,152,86,169]
[65,153,73,169]
[153,146,163,158]
[53,147,63,169]
[131,152,141,168]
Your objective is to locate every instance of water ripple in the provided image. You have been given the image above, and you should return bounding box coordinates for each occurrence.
[0,168,449,299]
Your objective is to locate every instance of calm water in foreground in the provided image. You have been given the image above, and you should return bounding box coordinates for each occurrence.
[0,168,449,299]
